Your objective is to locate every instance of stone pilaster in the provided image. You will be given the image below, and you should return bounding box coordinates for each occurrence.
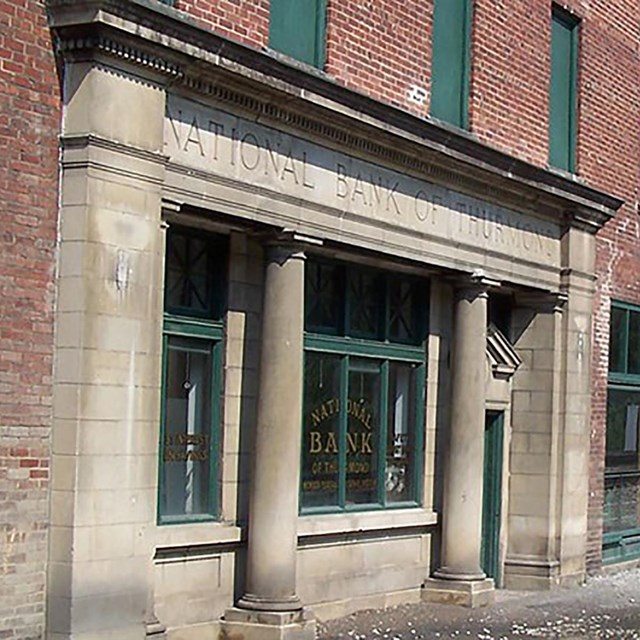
[221,236,315,640]
[423,273,495,607]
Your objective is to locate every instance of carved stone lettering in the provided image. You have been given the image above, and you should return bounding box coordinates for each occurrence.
[165,96,561,267]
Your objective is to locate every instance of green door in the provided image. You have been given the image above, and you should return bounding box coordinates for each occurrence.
[481,411,504,584]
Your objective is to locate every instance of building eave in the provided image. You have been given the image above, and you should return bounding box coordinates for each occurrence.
[47,0,624,229]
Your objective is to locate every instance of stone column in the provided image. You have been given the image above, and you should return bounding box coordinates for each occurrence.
[221,237,315,640]
[423,273,495,607]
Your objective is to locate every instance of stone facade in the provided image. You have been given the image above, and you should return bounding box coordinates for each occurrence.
[1,1,639,639]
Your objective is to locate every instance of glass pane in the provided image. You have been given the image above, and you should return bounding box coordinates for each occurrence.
[161,336,213,518]
[386,362,418,503]
[389,278,425,344]
[348,270,381,338]
[165,229,226,318]
[609,307,626,373]
[606,388,640,471]
[604,472,640,534]
[301,352,341,508]
[305,261,342,332]
[629,311,640,374]
[346,358,381,505]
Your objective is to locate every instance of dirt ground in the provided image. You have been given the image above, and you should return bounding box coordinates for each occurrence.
[317,570,640,639]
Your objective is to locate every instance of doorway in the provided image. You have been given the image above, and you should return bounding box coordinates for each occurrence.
[481,410,504,585]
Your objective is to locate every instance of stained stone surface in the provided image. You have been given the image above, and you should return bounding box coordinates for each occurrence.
[318,570,640,639]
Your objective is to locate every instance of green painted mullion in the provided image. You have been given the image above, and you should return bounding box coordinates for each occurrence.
[209,339,223,518]
[413,362,426,505]
[338,355,348,508]
[378,361,389,506]
[460,0,473,130]
[305,334,424,362]
[623,310,630,374]
[157,333,170,525]
[315,0,327,68]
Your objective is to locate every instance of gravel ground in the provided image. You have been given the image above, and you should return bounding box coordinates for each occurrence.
[318,570,640,639]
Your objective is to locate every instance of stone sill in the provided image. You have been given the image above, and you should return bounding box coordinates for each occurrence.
[298,508,438,538]
[155,521,243,550]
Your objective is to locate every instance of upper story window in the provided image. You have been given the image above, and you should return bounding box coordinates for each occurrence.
[430,0,472,128]
[269,0,327,68]
[549,6,579,172]
[158,226,228,524]
[301,259,428,514]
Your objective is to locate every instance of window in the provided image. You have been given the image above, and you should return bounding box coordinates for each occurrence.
[158,227,227,523]
[269,0,327,68]
[549,6,579,171]
[301,259,428,513]
[430,0,472,128]
[603,302,640,562]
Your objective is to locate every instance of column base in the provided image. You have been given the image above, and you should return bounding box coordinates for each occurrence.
[422,577,495,608]
[145,618,167,639]
[220,607,316,640]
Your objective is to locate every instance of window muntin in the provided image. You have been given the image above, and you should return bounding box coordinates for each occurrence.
[301,259,427,513]
[549,6,579,172]
[269,0,327,68]
[158,227,227,524]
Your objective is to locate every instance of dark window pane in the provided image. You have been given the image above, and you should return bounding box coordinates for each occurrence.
[348,270,381,338]
[161,336,213,518]
[389,278,416,343]
[301,352,341,508]
[606,388,640,470]
[165,229,226,319]
[305,261,341,332]
[386,362,418,503]
[609,307,626,373]
[346,358,381,505]
[629,311,640,374]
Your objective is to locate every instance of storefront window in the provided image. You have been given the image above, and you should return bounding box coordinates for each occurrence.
[603,302,640,562]
[301,259,427,513]
[158,227,227,523]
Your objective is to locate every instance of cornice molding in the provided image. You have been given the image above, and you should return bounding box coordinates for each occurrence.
[47,0,623,230]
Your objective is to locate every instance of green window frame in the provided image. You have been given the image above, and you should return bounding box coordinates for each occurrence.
[269,0,327,68]
[430,0,472,128]
[549,6,579,172]
[603,301,640,562]
[301,259,428,514]
[157,226,227,525]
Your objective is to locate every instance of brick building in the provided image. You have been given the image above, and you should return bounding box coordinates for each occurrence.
[0,0,639,638]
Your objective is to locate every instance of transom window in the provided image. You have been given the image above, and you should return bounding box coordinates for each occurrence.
[158,226,227,524]
[301,259,428,513]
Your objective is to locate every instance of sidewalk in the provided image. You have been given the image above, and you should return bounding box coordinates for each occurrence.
[317,570,640,639]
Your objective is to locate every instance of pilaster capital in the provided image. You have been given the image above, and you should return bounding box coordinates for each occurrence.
[516,290,568,313]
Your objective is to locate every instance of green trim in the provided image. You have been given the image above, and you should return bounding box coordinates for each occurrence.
[269,0,326,68]
[430,0,472,128]
[338,355,348,507]
[481,411,504,584]
[305,334,425,362]
[164,314,224,340]
[549,6,579,172]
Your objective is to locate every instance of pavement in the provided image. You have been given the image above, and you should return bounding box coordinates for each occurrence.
[317,570,640,639]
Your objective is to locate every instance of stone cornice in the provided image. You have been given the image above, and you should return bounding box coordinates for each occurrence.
[47,0,623,230]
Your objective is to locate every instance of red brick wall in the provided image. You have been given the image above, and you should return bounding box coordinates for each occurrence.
[0,0,60,635]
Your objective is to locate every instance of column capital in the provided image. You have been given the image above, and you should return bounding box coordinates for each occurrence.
[260,228,323,254]
[453,270,501,299]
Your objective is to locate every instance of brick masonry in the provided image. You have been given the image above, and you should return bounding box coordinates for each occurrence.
[0,0,60,636]
[1,0,639,636]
